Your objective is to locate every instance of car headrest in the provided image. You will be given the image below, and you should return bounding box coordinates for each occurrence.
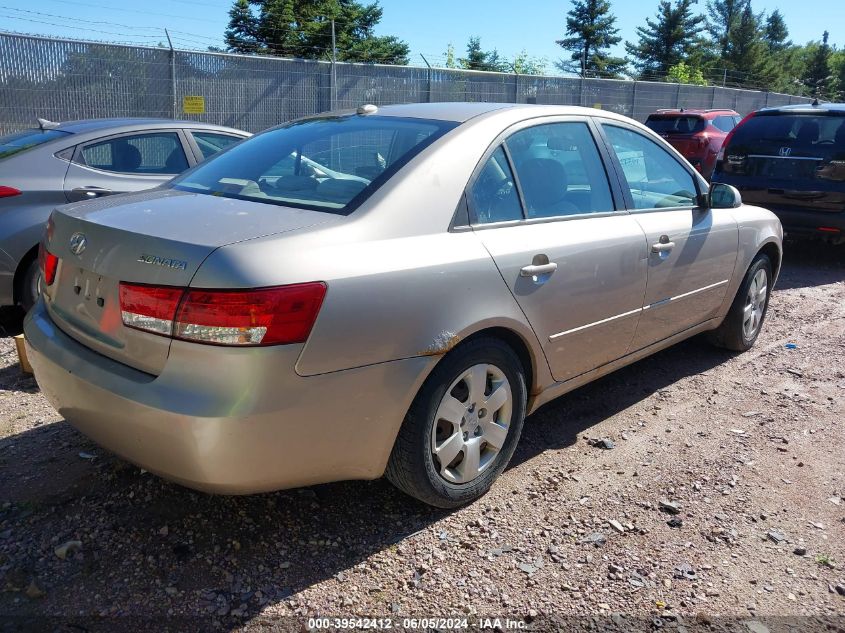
[547,136,575,151]
[517,158,568,211]
[113,142,142,172]
[796,120,820,144]
[834,121,845,145]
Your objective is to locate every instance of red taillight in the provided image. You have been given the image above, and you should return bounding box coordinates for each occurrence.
[817,227,841,233]
[0,186,21,198]
[118,282,326,346]
[38,242,58,286]
[119,283,184,336]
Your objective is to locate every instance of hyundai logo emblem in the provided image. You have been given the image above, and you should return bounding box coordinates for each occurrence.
[779,146,792,157]
[69,232,87,256]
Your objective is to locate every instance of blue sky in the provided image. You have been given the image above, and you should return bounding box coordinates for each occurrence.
[1,0,841,71]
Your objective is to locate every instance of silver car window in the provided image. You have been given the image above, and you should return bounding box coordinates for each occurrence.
[80,132,189,175]
[469,146,523,224]
[603,125,697,210]
[506,122,615,219]
[172,116,456,215]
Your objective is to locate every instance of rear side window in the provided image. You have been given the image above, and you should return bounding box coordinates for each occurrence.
[727,114,845,157]
[603,125,698,209]
[469,146,523,224]
[173,116,456,214]
[0,128,70,160]
[712,116,737,133]
[81,132,189,175]
[191,131,242,160]
[506,122,615,218]
[645,116,705,135]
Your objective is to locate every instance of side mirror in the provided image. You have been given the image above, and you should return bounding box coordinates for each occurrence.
[709,182,742,209]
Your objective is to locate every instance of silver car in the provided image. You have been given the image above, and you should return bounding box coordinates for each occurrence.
[24,103,782,508]
[0,118,249,310]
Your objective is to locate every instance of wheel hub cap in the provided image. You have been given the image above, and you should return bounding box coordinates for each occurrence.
[742,268,768,340]
[431,363,513,485]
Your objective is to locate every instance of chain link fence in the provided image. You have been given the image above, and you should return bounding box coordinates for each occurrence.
[0,32,814,135]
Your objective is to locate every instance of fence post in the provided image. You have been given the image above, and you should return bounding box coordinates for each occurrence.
[330,19,337,109]
[513,68,519,104]
[165,29,176,119]
[420,54,432,103]
[631,80,637,120]
[710,85,716,108]
[675,82,682,109]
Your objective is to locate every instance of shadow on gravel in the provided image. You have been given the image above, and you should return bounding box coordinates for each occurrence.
[0,334,737,627]
[775,239,844,291]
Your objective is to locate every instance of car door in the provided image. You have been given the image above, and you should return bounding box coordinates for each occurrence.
[63,130,192,202]
[599,122,739,350]
[469,118,649,382]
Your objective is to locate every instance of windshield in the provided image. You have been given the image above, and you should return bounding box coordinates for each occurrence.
[0,128,70,160]
[728,113,845,157]
[645,116,705,135]
[172,115,457,214]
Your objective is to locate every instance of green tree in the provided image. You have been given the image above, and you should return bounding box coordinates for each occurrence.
[459,37,509,72]
[831,50,845,100]
[625,0,707,78]
[666,60,707,84]
[706,0,747,59]
[763,9,790,52]
[555,0,627,78]
[513,50,548,75]
[224,0,410,64]
[723,3,776,88]
[444,43,457,69]
[803,31,833,99]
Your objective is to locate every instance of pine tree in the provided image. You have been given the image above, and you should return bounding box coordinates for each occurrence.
[459,37,509,72]
[804,31,833,99]
[706,0,747,59]
[625,0,707,78]
[763,9,790,52]
[555,0,627,78]
[224,0,409,64]
[723,3,775,88]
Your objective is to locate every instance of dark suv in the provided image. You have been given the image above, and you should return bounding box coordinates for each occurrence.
[645,109,741,179]
[712,103,845,244]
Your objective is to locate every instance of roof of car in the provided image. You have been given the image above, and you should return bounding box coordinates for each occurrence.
[758,103,845,114]
[649,108,738,117]
[47,118,248,135]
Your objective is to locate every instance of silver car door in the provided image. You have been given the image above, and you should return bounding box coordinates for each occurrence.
[469,119,648,383]
[63,130,191,202]
[599,123,739,350]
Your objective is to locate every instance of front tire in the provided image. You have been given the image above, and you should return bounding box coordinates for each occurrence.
[709,253,772,352]
[386,337,527,508]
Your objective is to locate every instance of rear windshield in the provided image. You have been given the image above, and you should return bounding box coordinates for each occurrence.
[645,116,705,135]
[728,113,845,157]
[0,128,70,160]
[172,115,457,214]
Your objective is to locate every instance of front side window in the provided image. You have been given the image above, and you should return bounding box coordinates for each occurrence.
[603,125,698,210]
[190,131,242,160]
[173,116,456,214]
[81,132,188,175]
[506,122,615,218]
[0,128,70,161]
[469,146,523,224]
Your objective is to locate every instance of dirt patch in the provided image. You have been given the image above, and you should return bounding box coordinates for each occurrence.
[0,242,843,629]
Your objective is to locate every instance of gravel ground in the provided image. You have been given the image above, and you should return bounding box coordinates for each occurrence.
[0,241,843,631]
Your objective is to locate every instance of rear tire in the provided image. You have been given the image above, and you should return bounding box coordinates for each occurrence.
[708,253,772,352]
[18,259,40,312]
[386,337,527,508]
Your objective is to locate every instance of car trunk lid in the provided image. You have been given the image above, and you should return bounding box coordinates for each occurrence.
[43,188,338,374]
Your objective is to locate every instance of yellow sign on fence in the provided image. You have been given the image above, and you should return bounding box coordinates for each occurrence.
[182,95,205,114]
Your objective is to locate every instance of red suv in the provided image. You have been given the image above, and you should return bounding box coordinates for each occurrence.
[645,109,741,179]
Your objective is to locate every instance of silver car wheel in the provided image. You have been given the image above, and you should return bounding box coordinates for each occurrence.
[431,363,513,485]
[742,268,768,340]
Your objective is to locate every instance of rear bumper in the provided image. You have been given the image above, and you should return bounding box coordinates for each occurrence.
[24,299,435,494]
[764,206,845,240]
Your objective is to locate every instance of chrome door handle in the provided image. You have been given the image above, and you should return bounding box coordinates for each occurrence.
[72,186,112,198]
[651,235,676,253]
[520,262,558,277]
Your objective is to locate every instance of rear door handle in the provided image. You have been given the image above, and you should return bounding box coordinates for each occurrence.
[520,263,558,277]
[72,186,112,198]
[651,235,675,253]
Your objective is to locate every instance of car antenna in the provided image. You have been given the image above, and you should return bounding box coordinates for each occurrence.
[811,98,819,106]
[37,117,60,130]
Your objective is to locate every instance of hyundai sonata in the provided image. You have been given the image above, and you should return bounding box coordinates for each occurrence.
[24,103,782,508]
